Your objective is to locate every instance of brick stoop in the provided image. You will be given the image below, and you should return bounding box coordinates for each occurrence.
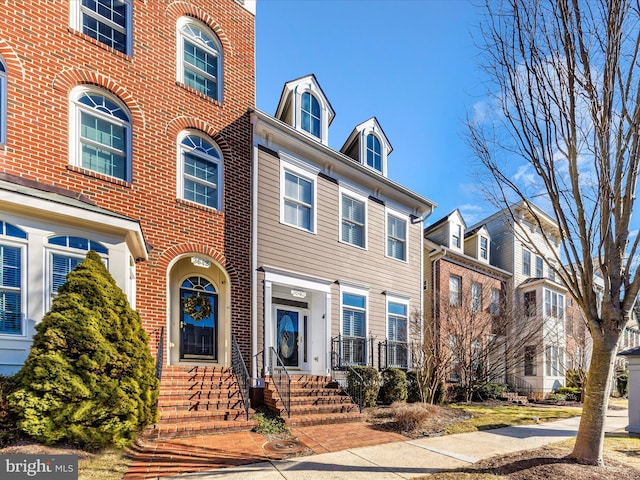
[500,391,529,404]
[144,365,256,440]
[264,374,366,427]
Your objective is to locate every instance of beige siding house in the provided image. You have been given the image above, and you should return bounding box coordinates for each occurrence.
[250,75,436,386]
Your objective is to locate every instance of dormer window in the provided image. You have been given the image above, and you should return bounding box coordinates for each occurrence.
[301,92,321,137]
[366,134,382,172]
[480,236,488,259]
[452,224,462,249]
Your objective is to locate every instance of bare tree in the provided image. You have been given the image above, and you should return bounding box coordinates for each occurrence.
[469,0,640,465]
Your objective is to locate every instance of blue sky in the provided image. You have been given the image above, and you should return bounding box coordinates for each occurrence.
[255,0,488,226]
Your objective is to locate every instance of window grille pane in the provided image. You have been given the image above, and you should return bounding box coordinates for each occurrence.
[3,222,27,239]
[52,254,82,294]
[0,246,20,288]
[342,309,365,337]
[184,179,218,208]
[183,68,217,98]
[81,0,128,53]
[0,291,21,334]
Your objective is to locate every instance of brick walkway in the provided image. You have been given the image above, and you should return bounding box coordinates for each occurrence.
[124,423,409,479]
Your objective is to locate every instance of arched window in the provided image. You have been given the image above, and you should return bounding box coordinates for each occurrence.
[301,92,320,138]
[178,18,223,101]
[179,132,223,209]
[366,134,382,172]
[0,57,6,145]
[47,235,108,300]
[70,87,132,181]
[0,222,26,335]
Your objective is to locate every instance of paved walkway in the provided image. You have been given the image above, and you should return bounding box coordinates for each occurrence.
[127,409,629,480]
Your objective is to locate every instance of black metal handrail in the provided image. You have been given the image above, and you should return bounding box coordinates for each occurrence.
[154,326,165,380]
[505,374,534,397]
[378,340,409,370]
[231,335,251,420]
[330,348,365,412]
[268,346,291,417]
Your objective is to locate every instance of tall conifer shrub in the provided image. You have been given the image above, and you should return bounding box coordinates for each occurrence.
[9,251,158,448]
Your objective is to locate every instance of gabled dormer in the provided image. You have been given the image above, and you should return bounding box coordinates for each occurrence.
[274,74,335,146]
[340,117,392,176]
[465,224,491,264]
[423,209,466,252]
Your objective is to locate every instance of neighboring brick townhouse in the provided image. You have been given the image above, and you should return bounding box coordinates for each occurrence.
[0,0,256,436]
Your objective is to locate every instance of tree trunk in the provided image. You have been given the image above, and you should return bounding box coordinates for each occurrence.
[570,331,618,465]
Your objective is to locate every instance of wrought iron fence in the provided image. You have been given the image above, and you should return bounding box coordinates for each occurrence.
[331,335,373,368]
[378,340,409,370]
[268,346,291,417]
[231,335,251,420]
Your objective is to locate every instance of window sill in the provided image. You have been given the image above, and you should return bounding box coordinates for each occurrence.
[68,28,132,60]
[175,82,223,106]
[280,220,315,235]
[67,165,131,187]
[176,198,224,214]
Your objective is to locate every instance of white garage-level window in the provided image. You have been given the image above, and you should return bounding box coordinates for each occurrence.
[70,86,132,182]
[0,222,27,336]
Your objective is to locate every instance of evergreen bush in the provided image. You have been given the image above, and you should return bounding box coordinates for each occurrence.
[473,383,508,401]
[348,366,380,407]
[0,375,19,447]
[406,370,422,403]
[9,251,158,449]
[379,368,408,404]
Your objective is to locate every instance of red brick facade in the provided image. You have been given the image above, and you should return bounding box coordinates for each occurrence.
[0,1,255,362]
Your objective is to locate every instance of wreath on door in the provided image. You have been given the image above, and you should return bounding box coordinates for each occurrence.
[183,293,212,322]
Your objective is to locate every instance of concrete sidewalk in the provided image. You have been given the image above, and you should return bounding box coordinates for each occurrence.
[160,409,629,480]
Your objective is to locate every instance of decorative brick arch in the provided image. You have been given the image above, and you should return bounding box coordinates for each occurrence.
[156,243,239,287]
[0,39,25,81]
[165,116,235,163]
[165,1,233,56]
[51,67,145,128]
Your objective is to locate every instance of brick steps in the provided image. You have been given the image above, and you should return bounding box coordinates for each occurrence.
[145,365,253,440]
[500,392,529,404]
[264,375,364,427]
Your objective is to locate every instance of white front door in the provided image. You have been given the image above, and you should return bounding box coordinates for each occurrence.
[274,306,309,371]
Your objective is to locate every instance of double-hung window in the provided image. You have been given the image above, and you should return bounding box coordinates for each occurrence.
[449,275,462,306]
[341,192,366,248]
[48,235,108,307]
[387,212,407,261]
[387,300,408,368]
[301,92,320,137]
[0,57,6,145]
[544,289,564,319]
[178,18,223,101]
[179,133,222,209]
[0,222,26,336]
[341,291,366,365]
[522,248,531,276]
[366,134,382,172]
[282,167,314,232]
[452,224,461,249]
[480,236,488,259]
[524,345,537,376]
[74,0,132,55]
[535,256,543,277]
[471,282,482,313]
[545,345,564,376]
[71,87,131,181]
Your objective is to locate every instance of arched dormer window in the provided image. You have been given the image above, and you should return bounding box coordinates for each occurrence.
[0,57,6,145]
[366,134,382,172]
[178,131,223,209]
[70,86,132,181]
[301,92,321,138]
[178,17,223,102]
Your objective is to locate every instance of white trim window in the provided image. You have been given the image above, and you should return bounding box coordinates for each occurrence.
[522,247,531,276]
[177,17,223,101]
[178,131,223,209]
[536,256,544,277]
[70,86,132,181]
[479,236,488,260]
[340,287,367,366]
[449,274,462,306]
[301,92,320,138]
[0,222,27,336]
[386,210,408,261]
[366,133,382,173]
[471,282,482,313]
[452,224,462,249]
[0,56,6,145]
[387,297,409,368]
[47,235,108,308]
[72,0,133,55]
[281,164,316,233]
[544,289,564,320]
[545,345,564,376]
[340,189,366,248]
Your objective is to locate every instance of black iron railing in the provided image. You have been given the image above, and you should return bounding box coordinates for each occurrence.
[330,347,365,412]
[331,335,371,368]
[268,346,291,417]
[231,335,251,420]
[505,374,533,397]
[154,326,165,379]
[378,340,409,370]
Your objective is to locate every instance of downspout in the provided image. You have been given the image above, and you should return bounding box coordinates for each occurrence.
[250,111,259,386]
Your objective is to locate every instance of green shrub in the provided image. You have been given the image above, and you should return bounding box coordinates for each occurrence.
[0,375,19,447]
[252,409,288,434]
[556,386,581,401]
[348,366,380,407]
[9,251,158,449]
[545,392,567,403]
[406,370,422,403]
[379,368,408,405]
[473,383,508,401]
[565,368,586,389]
